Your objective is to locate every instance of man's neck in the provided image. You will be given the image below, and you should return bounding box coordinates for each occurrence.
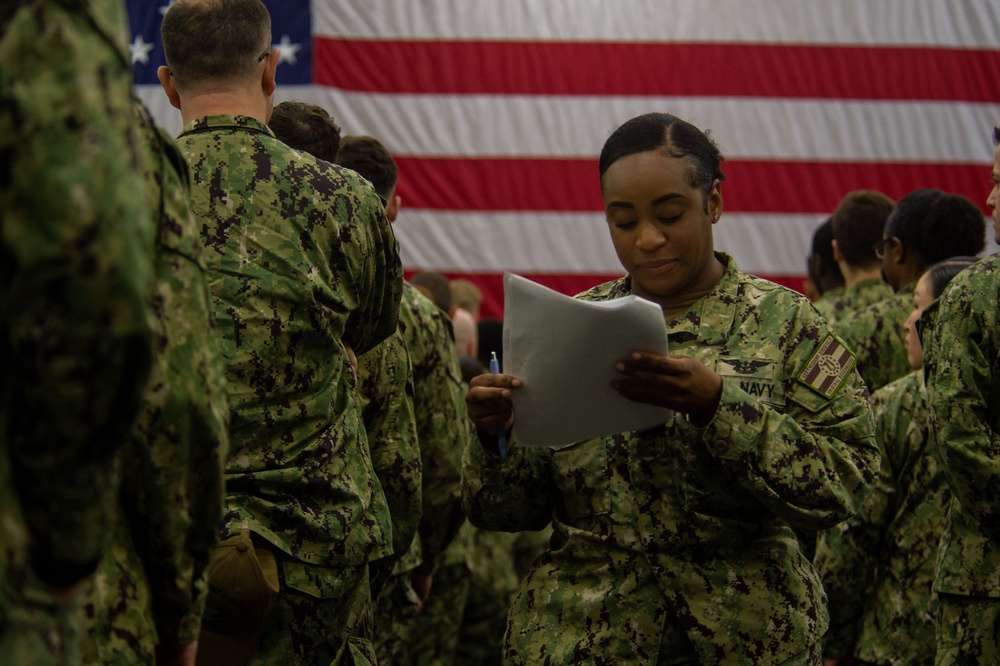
[178,90,268,127]
[839,262,883,288]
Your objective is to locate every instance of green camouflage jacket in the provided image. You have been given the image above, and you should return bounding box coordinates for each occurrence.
[925,255,1000,598]
[176,115,402,569]
[814,278,892,326]
[359,326,422,580]
[835,285,914,392]
[80,102,231,664]
[815,370,944,665]
[395,283,470,573]
[463,253,877,665]
[0,0,154,594]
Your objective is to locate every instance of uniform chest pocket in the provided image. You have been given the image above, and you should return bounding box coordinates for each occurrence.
[717,356,785,409]
[550,438,612,520]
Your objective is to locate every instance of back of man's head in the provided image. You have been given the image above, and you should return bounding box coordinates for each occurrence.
[269,101,341,163]
[336,135,398,201]
[161,0,271,91]
[410,272,452,313]
[831,189,895,268]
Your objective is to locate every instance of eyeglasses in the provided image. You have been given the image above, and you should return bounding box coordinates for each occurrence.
[872,236,898,259]
[258,49,271,62]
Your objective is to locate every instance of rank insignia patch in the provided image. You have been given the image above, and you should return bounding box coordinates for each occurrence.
[797,334,856,399]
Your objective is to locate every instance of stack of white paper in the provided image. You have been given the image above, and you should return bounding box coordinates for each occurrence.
[501,272,673,449]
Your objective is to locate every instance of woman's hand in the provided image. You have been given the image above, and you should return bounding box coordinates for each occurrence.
[466,372,522,435]
[612,351,722,424]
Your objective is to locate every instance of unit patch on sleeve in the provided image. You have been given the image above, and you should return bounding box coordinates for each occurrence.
[796,334,856,399]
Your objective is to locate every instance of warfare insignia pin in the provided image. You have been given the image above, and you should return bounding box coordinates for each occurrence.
[796,334,856,399]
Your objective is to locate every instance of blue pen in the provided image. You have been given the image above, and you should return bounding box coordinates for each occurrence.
[490,351,508,458]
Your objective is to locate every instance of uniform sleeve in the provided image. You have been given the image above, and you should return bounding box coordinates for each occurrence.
[693,307,878,532]
[341,184,403,356]
[462,433,558,533]
[926,268,1000,526]
[117,110,229,644]
[0,3,155,585]
[814,380,906,657]
[359,329,423,574]
[402,298,471,565]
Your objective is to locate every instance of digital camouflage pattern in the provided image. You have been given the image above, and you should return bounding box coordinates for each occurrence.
[834,284,914,393]
[0,1,154,663]
[358,326,422,590]
[925,254,1000,664]
[179,115,401,662]
[373,283,470,663]
[406,523,520,665]
[452,525,521,666]
[815,370,945,665]
[175,114,402,569]
[813,278,892,326]
[253,556,377,666]
[811,285,844,324]
[398,283,470,568]
[463,254,878,665]
[934,593,1000,666]
[78,102,230,663]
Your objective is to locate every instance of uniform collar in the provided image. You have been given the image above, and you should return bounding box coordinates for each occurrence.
[178,114,275,139]
[666,252,739,346]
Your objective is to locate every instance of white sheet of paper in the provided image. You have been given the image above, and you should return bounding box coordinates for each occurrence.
[502,272,673,449]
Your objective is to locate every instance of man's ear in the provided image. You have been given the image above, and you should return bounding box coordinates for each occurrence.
[832,239,844,263]
[157,66,182,110]
[262,48,280,97]
[385,194,402,223]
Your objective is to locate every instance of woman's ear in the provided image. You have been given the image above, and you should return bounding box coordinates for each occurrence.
[707,179,723,223]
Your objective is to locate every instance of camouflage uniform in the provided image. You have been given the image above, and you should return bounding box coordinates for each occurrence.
[811,285,844,324]
[452,525,521,666]
[176,115,402,662]
[0,2,154,664]
[924,255,1000,665]
[815,370,945,665]
[835,285,914,392]
[359,326,422,594]
[463,254,877,665]
[813,278,892,326]
[374,283,470,664]
[77,102,230,664]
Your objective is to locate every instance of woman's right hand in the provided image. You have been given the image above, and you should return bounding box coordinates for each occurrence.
[466,372,522,435]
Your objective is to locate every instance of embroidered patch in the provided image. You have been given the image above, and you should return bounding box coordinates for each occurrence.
[796,334,856,399]
[718,357,782,406]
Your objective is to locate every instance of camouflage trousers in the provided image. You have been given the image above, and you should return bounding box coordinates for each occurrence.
[935,593,1000,666]
[373,571,421,665]
[452,575,509,666]
[407,563,471,666]
[251,553,376,666]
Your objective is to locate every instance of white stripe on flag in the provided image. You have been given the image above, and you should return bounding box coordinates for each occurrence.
[392,210,825,275]
[268,86,997,163]
[315,0,1000,48]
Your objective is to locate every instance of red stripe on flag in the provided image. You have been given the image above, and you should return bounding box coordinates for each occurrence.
[314,37,1000,102]
[406,271,808,320]
[395,157,989,214]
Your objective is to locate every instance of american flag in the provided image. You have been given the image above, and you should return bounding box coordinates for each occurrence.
[129,0,1000,318]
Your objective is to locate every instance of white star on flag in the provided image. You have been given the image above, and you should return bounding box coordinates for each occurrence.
[159,2,176,16]
[129,35,155,65]
[273,35,302,65]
